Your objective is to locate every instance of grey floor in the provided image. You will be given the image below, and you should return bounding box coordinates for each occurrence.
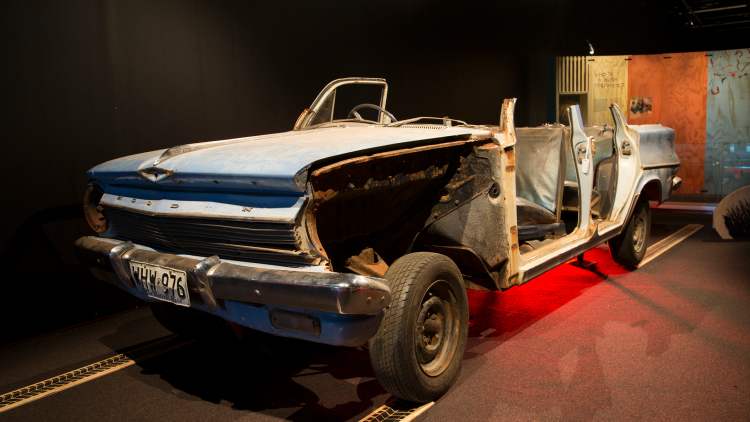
[1,213,749,421]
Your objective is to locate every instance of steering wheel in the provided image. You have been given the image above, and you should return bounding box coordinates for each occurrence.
[347,103,397,123]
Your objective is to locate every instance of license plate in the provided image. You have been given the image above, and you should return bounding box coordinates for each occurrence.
[129,261,190,307]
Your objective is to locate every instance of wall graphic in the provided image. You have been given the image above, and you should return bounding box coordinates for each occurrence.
[588,56,629,126]
[629,97,652,114]
[713,186,750,239]
[706,49,750,196]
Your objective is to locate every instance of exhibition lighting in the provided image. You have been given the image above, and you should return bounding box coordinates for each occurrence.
[693,4,746,13]
[587,39,594,55]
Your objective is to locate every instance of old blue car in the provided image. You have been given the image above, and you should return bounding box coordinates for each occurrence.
[75,77,680,402]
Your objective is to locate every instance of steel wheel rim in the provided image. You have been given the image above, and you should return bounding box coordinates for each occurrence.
[632,208,647,252]
[415,279,459,377]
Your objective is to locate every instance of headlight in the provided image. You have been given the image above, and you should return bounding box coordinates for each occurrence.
[83,183,107,233]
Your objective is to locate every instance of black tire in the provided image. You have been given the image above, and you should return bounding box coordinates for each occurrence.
[369,252,469,403]
[150,302,229,339]
[609,196,651,267]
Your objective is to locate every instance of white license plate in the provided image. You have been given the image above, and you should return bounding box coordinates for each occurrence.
[129,261,190,307]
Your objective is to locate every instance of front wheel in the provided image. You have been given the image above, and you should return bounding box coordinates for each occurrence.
[369,252,469,403]
[609,196,650,267]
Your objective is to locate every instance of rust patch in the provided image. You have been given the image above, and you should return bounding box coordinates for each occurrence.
[507,273,520,287]
[505,147,516,165]
[315,189,339,202]
[510,225,517,234]
[304,205,328,260]
[476,142,498,150]
[505,165,516,172]
[136,167,184,185]
[470,132,496,142]
[345,248,389,278]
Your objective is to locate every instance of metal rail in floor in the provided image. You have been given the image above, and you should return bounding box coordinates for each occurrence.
[0,335,193,414]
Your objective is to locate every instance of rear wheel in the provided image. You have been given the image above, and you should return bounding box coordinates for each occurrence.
[610,196,650,267]
[369,252,469,403]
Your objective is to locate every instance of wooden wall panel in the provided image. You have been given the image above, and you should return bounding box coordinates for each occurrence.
[705,49,750,195]
[627,54,666,125]
[588,56,629,126]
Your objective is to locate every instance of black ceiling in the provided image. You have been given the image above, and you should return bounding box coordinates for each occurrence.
[680,0,750,30]
[546,0,749,56]
[650,0,750,52]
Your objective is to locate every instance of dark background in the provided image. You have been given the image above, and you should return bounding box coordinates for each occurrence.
[1,0,747,346]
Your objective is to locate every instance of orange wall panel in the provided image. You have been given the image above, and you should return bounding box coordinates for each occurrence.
[665,52,708,194]
[627,54,666,125]
[664,52,708,146]
[628,52,707,194]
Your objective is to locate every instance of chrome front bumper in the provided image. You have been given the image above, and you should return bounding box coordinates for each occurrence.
[75,236,392,346]
[74,236,391,315]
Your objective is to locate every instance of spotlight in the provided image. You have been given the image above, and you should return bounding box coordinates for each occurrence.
[586,39,595,55]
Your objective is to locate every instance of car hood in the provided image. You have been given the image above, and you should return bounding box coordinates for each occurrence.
[88,126,486,193]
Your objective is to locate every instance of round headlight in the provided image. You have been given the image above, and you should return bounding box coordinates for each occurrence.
[83,183,107,233]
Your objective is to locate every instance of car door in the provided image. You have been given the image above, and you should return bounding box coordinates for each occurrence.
[568,105,597,235]
[608,103,643,226]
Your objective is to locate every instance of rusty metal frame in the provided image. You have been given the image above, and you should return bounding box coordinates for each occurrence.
[304,136,479,269]
[494,99,521,288]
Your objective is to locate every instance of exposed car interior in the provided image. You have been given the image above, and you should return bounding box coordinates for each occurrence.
[514,124,619,253]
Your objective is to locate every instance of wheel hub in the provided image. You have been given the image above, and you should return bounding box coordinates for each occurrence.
[416,296,445,363]
[632,209,646,252]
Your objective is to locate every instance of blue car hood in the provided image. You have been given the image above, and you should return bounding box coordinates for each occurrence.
[88,126,483,193]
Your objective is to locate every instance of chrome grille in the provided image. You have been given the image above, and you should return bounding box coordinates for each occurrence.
[104,206,315,264]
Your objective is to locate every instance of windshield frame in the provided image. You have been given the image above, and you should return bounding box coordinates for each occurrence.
[294,78,389,130]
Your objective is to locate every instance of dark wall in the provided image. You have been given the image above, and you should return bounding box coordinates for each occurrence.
[0,0,545,258]
[0,0,745,342]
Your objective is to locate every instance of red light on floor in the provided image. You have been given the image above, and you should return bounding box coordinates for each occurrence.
[467,246,632,341]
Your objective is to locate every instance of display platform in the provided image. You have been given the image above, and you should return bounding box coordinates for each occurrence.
[2,212,748,421]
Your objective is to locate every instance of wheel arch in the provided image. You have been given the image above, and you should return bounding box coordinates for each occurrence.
[639,177,663,205]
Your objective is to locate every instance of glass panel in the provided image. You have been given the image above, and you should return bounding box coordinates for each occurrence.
[716,141,750,197]
[331,84,384,122]
[308,90,335,126]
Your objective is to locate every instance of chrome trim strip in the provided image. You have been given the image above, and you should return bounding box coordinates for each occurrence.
[109,241,136,288]
[643,162,680,169]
